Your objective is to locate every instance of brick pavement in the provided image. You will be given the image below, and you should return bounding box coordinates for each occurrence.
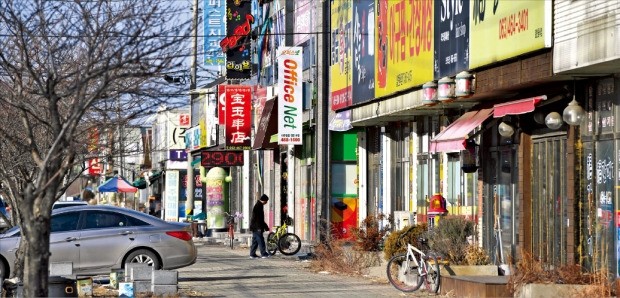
[176,240,424,297]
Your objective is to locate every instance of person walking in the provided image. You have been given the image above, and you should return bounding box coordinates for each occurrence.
[249,194,270,259]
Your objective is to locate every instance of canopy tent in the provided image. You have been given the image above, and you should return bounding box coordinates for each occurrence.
[98,176,138,193]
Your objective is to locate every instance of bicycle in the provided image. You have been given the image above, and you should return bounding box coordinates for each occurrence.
[266,217,301,256]
[225,212,243,249]
[386,233,441,293]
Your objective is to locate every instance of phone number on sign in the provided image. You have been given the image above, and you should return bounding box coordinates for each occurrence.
[280,137,301,143]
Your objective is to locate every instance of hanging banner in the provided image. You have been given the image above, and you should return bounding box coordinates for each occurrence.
[277,47,303,145]
[434,0,470,78]
[204,0,226,66]
[330,0,353,110]
[352,0,375,104]
[222,0,253,80]
[225,85,252,150]
[294,0,314,45]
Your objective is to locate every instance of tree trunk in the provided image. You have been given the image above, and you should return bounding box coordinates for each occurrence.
[21,208,52,297]
[11,238,27,280]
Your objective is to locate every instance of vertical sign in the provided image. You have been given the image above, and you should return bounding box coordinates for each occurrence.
[179,114,190,128]
[330,0,353,110]
[352,0,375,104]
[164,170,180,222]
[294,0,314,45]
[596,77,615,135]
[217,84,226,125]
[225,85,252,150]
[204,0,226,66]
[434,0,470,78]
[207,92,218,147]
[277,47,303,145]
[222,0,253,79]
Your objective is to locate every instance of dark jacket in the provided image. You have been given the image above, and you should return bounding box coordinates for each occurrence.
[249,200,268,232]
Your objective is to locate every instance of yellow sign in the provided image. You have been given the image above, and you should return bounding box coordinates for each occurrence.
[330,0,353,110]
[469,0,551,68]
[375,0,434,99]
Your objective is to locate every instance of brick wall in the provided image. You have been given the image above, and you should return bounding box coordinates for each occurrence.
[475,50,553,94]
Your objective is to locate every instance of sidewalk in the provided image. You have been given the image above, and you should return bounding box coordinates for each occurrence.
[195,234,387,280]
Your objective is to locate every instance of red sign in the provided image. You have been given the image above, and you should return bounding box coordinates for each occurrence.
[87,158,102,176]
[218,84,227,125]
[225,85,252,150]
[179,114,190,128]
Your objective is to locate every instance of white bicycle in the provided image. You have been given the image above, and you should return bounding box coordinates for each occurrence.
[386,236,441,293]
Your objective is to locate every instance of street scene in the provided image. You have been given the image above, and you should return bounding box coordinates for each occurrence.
[0,0,618,297]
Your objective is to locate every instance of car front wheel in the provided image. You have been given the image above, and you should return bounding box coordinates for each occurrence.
[124,249,161,269]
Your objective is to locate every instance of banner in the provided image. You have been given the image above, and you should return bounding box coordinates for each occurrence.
[223,0,253,79]
[330,0,353,110]
[225,85,252,150]
[204,0,226,66]
[375,0,434,98]
[352,0,375,104]
[434,0,470,78]
[294,0,314,45]
[469,0,551,68]
[277,47,303,145]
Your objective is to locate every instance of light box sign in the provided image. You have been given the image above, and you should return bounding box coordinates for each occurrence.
[330,0,353,110]
[277,47,303,145]
[204,0,226,66]
[351,0,375,104]
[225,85,252,150]
[222,0,253,79]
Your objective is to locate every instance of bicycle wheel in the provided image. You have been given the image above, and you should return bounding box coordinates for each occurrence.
[423,254,441,294]
[266,232,278,255]
[277,233,301,256]
[386,254,424,292]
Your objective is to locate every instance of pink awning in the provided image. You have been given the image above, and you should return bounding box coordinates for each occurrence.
[493,95,546,118]
[430,108,494,153]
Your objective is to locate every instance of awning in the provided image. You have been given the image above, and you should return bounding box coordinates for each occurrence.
[493,95,547,118]
[430,108,494,153]
[252,98,279,150]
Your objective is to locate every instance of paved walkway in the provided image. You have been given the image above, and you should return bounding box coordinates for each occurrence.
[176,240,422,297]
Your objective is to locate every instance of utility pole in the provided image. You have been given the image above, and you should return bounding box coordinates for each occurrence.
[186,0,198,219]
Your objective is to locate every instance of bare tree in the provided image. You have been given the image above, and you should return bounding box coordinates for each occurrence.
[0,0,190,296]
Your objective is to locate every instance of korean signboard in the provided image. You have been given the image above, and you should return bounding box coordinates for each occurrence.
[224,85,252,150]
[222,0,253,79]
[434,0,470,78]
[277,47,303,145]
[351,0,375,104]
[204,0,226,66]
[469,0,551,68]
[330,0,353,110]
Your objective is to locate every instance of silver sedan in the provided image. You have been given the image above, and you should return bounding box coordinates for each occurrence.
[0,205,197,279]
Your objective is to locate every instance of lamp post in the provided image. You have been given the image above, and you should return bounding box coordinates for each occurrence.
[186,0,199,220]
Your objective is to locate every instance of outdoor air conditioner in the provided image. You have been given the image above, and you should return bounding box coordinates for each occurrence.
[393,211,416,231]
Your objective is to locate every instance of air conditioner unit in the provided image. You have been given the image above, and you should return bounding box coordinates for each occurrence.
[393,211,416,231]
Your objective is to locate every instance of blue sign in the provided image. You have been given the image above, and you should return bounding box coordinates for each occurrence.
[352,0,375,104]
[169,149,188,161]
[204,0,226,66]
[434,0,470,78]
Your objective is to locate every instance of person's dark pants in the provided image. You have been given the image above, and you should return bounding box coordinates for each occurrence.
[249,229,268,257]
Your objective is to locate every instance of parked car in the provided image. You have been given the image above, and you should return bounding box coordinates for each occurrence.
[52,200,88,209]
[0,205,197,279]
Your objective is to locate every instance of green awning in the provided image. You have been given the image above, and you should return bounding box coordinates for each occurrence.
[132,177,147,189]
[148,171,163,183]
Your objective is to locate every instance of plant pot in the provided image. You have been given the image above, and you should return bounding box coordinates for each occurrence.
[441,265,500,276]
[515,283,600,298]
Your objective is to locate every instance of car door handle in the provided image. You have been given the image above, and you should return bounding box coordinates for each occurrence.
[119,231,133,235]
[65,237,77,242]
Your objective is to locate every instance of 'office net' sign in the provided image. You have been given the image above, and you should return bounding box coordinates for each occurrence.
[277,47,303,145]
